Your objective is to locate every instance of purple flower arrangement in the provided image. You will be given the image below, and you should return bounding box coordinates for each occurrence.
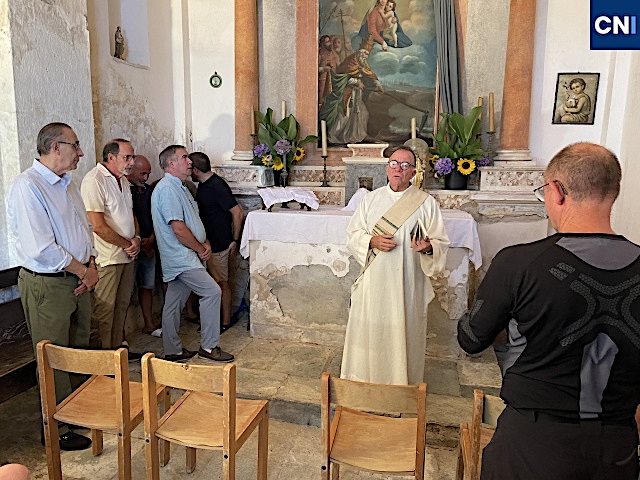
[476,154,490,167]
[434,157,455,176]
[274,139,292,156]
[253,143,270,158]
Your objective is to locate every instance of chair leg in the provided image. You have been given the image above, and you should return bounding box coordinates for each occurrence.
[186,447,197,474]
[92,429,104,456]
[160,439,170,467]
[145,435,160,480]
[257,415,269,479]
[331,462,339,480]
[455,441,465,480]
[117,431,132,480]
[44,420,62,480]
[223,450,236,480]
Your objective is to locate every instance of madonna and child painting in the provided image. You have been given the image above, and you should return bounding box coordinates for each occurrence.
[318,0,437,146]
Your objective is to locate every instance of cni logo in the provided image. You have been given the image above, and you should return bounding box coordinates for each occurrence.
[591,0,640,49]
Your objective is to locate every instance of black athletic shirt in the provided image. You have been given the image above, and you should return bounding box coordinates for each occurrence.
[458,233,640,422]
[194,174,238,253]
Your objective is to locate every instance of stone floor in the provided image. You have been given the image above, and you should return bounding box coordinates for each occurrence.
[0,301,501,479]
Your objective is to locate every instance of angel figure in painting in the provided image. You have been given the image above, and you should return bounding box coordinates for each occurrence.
[359,0,412,52]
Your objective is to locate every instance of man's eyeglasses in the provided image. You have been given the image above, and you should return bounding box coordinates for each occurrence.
[387,160,415,171]
[118,154,136,162]
[533,180,568,202]
[57,140,81,150]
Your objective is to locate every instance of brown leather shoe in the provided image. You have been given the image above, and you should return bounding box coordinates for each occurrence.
[164,348,197,362]
[198,347,234,362]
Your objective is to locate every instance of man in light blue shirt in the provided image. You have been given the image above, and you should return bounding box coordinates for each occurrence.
[151,145,234,362]
[7,122,99,451]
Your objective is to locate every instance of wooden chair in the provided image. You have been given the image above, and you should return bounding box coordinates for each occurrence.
[321,372,428,480]
[456,389,506,480]
[141,353,269,479]
[37,340,168,480]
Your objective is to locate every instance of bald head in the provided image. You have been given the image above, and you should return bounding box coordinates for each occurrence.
[127,154,152,187]
[546,142,621,203]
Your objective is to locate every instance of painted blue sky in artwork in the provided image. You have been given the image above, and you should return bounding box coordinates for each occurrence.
[319,0,437,89]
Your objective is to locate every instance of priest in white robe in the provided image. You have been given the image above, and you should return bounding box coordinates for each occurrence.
[341,146,449,385]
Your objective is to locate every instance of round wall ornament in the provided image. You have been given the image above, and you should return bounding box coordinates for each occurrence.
[209,72,222,88]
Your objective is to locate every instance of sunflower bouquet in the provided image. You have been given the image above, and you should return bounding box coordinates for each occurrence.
[429,106,489,177]
[252,108,317,171]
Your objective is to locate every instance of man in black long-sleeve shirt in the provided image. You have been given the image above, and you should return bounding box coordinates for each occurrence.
[458,142,640,480]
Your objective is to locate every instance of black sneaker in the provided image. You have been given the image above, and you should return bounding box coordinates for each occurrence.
[198,347,234,362]
[164,348,197,362]
[42,431,92,451]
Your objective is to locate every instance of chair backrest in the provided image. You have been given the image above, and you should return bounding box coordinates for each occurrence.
[36,340,130,429]
[141,353,236,449]
[321,372,427,475]
[470,389,505,479]
[322,372,425,415]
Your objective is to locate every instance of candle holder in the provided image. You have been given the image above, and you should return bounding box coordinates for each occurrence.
[486,131,496,163]
[250,133,258,147]
[320,155,330,187]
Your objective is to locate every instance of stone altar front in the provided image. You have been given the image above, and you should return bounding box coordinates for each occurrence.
[239,207,481,346]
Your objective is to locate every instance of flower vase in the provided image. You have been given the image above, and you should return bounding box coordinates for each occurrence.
[444,170,468,190]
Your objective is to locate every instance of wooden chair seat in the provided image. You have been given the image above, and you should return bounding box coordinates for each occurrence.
[330,406,418,473]
[156,391,268,449]
[54,376,153,431]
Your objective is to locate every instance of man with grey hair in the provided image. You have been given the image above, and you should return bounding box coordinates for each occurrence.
[458,142,640,479]
[8,122,98,451]
[151,145,233,362]
[81,138,139,350]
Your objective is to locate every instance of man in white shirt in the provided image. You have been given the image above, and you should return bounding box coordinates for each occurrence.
[81,139,140,349]
[8,122,99,451]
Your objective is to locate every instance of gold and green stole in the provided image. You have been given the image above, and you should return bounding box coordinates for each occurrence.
[364,186,429,269]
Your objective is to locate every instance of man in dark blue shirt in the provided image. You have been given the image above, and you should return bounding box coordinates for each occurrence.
[190,152,244,331]
[458,142,640,480]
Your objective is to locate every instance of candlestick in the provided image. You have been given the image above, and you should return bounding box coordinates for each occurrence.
[411,117,417,139]
[488,92,495,132]
[321,120,328,156]
[281,100,286,120]
[250,105,256,135]
[477,96,483,121]
[320,155,330,187]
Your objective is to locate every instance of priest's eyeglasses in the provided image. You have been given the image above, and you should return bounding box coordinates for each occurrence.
[533,180,568,202]
[387,160,415,171]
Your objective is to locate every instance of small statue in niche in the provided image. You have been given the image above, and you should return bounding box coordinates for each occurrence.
[114,26,124,59]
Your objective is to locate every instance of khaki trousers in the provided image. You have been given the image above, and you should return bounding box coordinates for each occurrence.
[92,262,135,349]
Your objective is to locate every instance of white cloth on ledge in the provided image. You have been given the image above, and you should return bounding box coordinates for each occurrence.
[341,188,369,211]
[240,206,482,269]
[258,187,320,210]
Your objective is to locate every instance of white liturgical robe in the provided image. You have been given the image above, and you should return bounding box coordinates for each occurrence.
[341,185,449,385]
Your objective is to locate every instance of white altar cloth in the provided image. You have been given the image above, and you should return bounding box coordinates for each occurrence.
[240,206,482,269]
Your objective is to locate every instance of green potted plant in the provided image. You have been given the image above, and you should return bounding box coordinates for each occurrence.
[252,108,317,187]
[429,106,489,190]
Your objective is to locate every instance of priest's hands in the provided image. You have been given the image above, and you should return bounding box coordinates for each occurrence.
[411,235,433,255]
[370,234,397,252]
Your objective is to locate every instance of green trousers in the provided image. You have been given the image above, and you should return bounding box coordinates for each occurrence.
[18,268,91,410]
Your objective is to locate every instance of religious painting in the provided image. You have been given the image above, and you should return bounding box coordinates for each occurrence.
[318,0,437,147]
[552,73,599,125]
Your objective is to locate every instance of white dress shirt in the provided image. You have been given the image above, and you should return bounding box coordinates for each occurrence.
[7,159,94,272]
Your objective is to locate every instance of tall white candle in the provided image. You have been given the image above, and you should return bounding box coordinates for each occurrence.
[321,120,328,156]
[411,117,417,139]
[281,100,286,120]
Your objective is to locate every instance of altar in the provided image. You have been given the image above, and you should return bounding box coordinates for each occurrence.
[240,206,481,346]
